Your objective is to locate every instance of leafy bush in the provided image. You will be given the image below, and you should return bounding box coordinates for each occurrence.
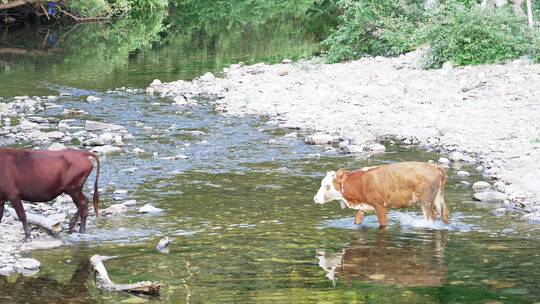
[66,0,167,18]
[417,2,540,68]
[322,0,426,63]
[67,0,112,17]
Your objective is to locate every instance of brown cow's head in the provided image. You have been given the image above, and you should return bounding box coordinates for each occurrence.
[314,169,348,204]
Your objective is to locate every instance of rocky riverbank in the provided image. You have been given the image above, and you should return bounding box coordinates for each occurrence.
[148,51,540,223]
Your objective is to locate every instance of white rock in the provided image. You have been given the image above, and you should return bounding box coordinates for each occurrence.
[449,151,465,162]
[283,132,298,138]
[138,204,163,214]
[16,258,40,272]
[122,199,137,206]
[456,170,470,177]
[199,72,215,82]
[339,144,364,154]
[473,191,507,204]
[91,145,122,155]
[368,143,385,154]
[18,120,40,130]
[85,120,126,131]
[86,96,102,103]
[102,204,128,216]
[305,132,339,145]
[114,189,128,195]
[99,132,115,143]
[0,265,16,276]
[48,142,67,150]
[123,133,135,141]
[133,147,145,155]
[150,79,162,86]
[114,136,125,146]
[173,95,188,105]
[438,157,450,165]
[472,181,491,192]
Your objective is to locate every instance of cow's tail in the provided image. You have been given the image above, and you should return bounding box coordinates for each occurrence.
[85,152,100,217]
[435,166,449,224]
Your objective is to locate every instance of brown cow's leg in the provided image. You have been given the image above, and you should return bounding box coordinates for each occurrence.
[78,193,89,234]
[67,191,88,234]
[0,201,5,223]
[68,209,80,233]
[354,211,364,225]
[374,205,388,227]
[421,205,435,222]
[9,197,30,240]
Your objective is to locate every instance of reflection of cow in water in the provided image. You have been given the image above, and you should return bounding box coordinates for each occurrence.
[317,230,448,287]
[0,257,95,304]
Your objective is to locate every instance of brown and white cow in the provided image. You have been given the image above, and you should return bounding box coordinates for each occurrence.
[0,148,100,239]
[314,162,448,226]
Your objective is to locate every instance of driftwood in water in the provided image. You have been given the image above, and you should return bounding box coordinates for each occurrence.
[5,206,63,235]
[156,237,171,254]
[90,255,161,296]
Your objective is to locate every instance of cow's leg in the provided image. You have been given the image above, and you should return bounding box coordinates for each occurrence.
[421,205,435,222]
[0,201,5,223]
[67,194,81,232]
[68,209,80,232]
[67,191,89,234]
[373,204,388,227]
[78,193,89,234]
[9,196,30,240]
[354,211,364,225]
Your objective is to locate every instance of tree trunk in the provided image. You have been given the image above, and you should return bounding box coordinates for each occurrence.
[526,0,534,26]
[90,255,161,296]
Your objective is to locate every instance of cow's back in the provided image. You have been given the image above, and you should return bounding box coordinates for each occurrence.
[0,149,92,202]
[344,162,444,209]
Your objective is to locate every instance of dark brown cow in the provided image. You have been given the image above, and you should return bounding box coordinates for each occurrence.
[0,148,100,239]
[314,162,448,226]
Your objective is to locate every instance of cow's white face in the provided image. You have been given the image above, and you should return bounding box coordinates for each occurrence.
[314,171,343,204]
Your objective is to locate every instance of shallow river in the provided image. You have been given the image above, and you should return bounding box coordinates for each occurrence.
[1,4,540,304]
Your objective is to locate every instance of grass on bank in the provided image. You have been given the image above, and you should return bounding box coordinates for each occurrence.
[323,0,540,68]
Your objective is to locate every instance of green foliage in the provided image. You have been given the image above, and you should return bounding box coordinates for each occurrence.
[65,0,168,18]
[322,0,540,66]
[67,0,112,17]
[322,0,426,63]
[418,2,540,68]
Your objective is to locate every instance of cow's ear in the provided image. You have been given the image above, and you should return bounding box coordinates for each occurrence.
[335,168,348,179]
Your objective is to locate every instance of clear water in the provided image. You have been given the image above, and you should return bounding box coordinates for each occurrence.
[1,3,540,304]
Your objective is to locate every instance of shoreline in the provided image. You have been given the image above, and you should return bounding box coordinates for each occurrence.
[148,51,540,223]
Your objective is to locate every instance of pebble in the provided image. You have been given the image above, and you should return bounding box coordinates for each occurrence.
[304,132,340,145]
[138,204,163,214]
[472,181,491,192]
[438,157,450,165]
[473,191,507,204]
[91,145,122,155]
[457,170,470,177]
[86,96,102,103]
[102,204,128,216]
[85,120,126,131]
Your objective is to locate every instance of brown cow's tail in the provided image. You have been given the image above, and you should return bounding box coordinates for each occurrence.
[435,166,449,224]
[86,152,100,217]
